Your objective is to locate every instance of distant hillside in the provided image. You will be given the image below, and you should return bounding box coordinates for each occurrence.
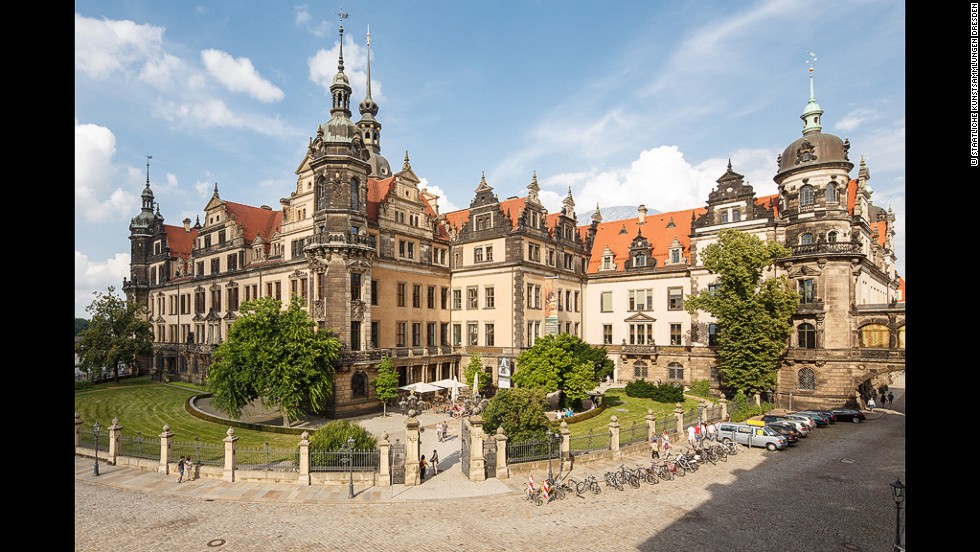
[577,205,660,224]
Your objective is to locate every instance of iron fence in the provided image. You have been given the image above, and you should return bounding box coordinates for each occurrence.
[78,429,108,453]
[620,420,646,446]
[117,431,160,461]
[682,406,699,428]
[506,437,560,464]
[237,443,300,472]
[173,437,225,467]
[310,449,380,472]
[568,428,611,455]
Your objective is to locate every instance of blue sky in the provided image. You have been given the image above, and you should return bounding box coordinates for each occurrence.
[75,0,906,318]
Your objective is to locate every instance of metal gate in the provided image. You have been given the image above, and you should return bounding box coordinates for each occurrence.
[390,441,406,484]
[460,420,471,478]
[483,438,496,479]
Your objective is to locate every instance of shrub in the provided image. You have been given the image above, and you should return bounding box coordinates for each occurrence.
[482,388,550,443]
[625,379,685,403]
[688,379,712,398]
[308,420,377,452]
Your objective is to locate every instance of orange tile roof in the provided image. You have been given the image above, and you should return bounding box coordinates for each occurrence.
[847,178,858,214]
[224,201,281,244]
[444,196,574,235]
[367,177,395,222]
[163,225,197,259]
[896,276,905,302]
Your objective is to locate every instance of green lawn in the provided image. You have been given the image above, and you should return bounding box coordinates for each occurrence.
[74,377,301,448]
[563,389,708,438]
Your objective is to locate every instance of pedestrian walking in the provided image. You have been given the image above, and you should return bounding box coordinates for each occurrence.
[430,449,439,475]
[661,430,671,456]
[436,422,444,442]
[185,456,194,481]
[706,422,716,442]
[868,397,876,412]
[693,423,703,448]
[176,455,186,483]
[419,455,428,480]
[650,431,660,459]
[687,425,697,449]
[888,391,894,404]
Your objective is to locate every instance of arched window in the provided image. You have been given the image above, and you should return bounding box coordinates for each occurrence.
[732,209,741,222]
[633,360,648,379]
[797,367,815,390]
[800,233,814,245]
[350,178,360,211]
[798,323,816,349]
[800,185,814,206]
[826,182,839,204]
[720,210,729,223]
[828,231,838,243]
[859,324,890,348]
[667,362,684,381]
[352,371,368,397]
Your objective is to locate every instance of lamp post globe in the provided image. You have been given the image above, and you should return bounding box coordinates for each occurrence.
[93,421,101,476]
[346,437,356,499]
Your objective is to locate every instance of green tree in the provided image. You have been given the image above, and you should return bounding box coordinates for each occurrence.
[684,228,799,396]
[75,286,153,383]
[308,420,377,451]
[206,296,340,427]
[463,354,492,395]
[74,318,90,336]
[481,387,550,443]
[371,356,399,417]
[513,334,611,408]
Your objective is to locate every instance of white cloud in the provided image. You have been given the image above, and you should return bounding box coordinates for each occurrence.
[75,120,142,222]
[418,181,460,214]
[201,49,284,102]
[75,251,131,318]
[138,53,185,89]
[308,35,383,104]
[294,5,311,26]
[74,13,165,79]
[833,108,879,132]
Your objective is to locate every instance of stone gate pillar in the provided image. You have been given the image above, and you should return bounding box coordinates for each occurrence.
[405,416,421,486]
[467,416,486,482]
[223,427,238,482]
[493,427,508,479]
[559,421,571,462]
[608,416,621,458]
[159,424,174,475]
[645,409,656,442]
[673,403,685,435]
[108,417,122,465]
[719,394,728,421]
[74,413,83,452]
[377,432,391,487]
[298,431,311,486]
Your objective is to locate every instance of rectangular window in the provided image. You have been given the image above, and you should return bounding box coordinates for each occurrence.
[528,243,540,262]
[351,273,362,301]
[227,287,239,311]
[412,323,422,347]
[708,323,718,346]
[427,322,437,346]
[196,261,204,276]
[407,242,415,259]
[629,323,653,345]
[799,279,815,303]
[397,283,406,307]
[601,291,613,312]
[210,258,220,275]
[547,249,555,266]
[371,280,379,306]
[563,254,573,270]
[668,287,683,310]
[628,289,653,311]
[486,245,493,261]
[603,324,613,345]
[670,323,683,345]
[485,287,495,309]
[452,288,462,310]
[452,323,462,346]
[467,322,479,346]
[557,289,563,311]
[441,287,448,310]
[427,286,436,309]
[274,282,281,301]
[671,249,681,264]
[474,246,484,263]
[440,323,449,346]
[412,284,422,308]
[370,321,379,348]
[467,286,478,309]
[574,291,580,312]
[227,253,237,272]
[396,322,406,347]
[350,321,361,351]
[485,323,495,346]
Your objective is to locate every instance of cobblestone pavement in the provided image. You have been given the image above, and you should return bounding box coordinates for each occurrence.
[75,377,904,552]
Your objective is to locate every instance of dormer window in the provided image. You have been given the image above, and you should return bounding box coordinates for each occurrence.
[720,211,729,223]
[634,254,646,267]
[602,256,613,270]
[732,209,740,222]
[670,248,681,264]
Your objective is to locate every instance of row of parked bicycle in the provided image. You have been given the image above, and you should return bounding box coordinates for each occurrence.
[523,440,742,505]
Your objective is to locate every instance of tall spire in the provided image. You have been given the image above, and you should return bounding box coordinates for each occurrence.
[358,25,379,120]
[329,11,352,119]
[145,154,153,187]
[801,50,823,135]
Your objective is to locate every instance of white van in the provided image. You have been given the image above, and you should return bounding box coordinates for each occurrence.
[716,422,788,451]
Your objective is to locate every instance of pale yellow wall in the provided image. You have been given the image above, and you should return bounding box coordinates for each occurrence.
[450,269,515,347]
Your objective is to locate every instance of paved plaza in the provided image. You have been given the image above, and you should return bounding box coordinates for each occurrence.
[75,376,904,551]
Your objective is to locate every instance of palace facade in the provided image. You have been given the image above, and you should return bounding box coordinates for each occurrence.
[123,23,904,416]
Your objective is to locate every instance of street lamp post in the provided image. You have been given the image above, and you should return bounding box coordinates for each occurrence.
[546,430,560,481]
[346,437,356,499]
[890,478,905,551]
[93,421,101,476]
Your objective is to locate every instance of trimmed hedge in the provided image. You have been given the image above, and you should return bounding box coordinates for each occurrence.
[624,379,684,403]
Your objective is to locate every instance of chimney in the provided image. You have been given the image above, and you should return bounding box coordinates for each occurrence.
[638,204,647,225]
[183,218,191,232]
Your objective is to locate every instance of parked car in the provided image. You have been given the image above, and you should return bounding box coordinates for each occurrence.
[791,411,829,427]
[830,408,867,423]
[716,422,788,451]
[783,414,816,431]
[799,409,837,423]
[762,415,812,436]
[767,422,801,445]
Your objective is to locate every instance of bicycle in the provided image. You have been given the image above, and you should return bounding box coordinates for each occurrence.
[563,476,586,498]
[616,464,641,489]
[635,464,659,485]
[649,460,673,481]
[523,483,543,506]
[720,438,740,456]
[604,470,623,491]
[662,451,685,477]
[582,474,601,495]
